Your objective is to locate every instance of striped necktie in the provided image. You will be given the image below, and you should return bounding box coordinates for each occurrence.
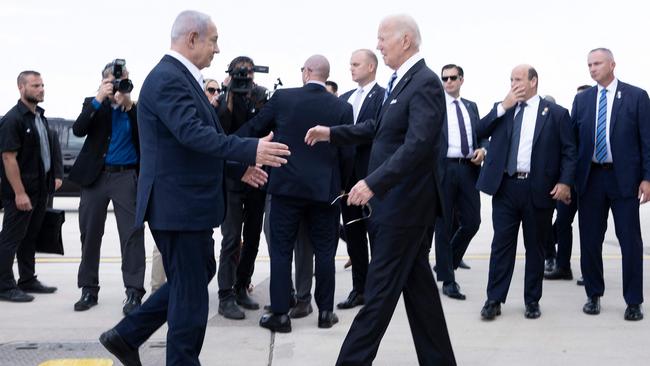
[595,88,608,163]
[383,72,397,103]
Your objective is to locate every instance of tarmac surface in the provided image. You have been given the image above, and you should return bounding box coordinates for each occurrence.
[0,195,649,366]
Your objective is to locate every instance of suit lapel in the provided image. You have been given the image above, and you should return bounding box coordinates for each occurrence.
[585,87,597,148]
[377,60,424,123]
[532,98,550,148]
[610,82,623,133]
[357,84,380,122]
[462,98,479,149]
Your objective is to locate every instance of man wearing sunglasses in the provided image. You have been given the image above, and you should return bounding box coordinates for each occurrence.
[433,64,488,301]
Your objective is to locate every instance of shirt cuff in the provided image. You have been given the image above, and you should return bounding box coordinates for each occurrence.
[496,103,506,117]
[91,98,102,110]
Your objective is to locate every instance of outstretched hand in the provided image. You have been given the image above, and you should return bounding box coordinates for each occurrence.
[304,125,331,146]
[256,132,290,167]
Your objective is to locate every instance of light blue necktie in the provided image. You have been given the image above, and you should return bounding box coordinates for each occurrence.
[383,72,397,103]
[595,88,608,163]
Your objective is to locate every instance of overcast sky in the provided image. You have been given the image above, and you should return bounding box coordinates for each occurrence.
[1,0,648,119]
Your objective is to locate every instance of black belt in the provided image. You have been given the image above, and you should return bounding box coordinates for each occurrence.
[103,164,137,173]
[447,158,473,164]
[504,172,529,180]
[591,162,614,170]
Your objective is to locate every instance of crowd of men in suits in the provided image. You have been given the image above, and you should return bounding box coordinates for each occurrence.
[0,8,648,366]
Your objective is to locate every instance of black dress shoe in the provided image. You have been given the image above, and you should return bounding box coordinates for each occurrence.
[235,287,259,310]
[544,267,573,280]
[544,258,556,273]
[480,300,501,320]
[582,296,600,315]
[122,291,142,316]
[576,277,585,286]
[458,260,471,270]
[74,292,98,311]
[442,282,466,300]
[99,328,142,366]
[337,291,365,309]
[218,299,245,320]
[18,279,57,294]
[318,311,339,328]
[289,300,313,319]
[524,302,541,319]
[624,304,643,321]
[259,313,291,333]
[0,288,34,302]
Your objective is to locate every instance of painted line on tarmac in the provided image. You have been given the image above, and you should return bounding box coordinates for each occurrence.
[31,254,649,264]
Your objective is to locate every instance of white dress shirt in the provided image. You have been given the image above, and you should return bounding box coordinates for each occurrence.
[166,50,204,89]
[497,95,541,173]
[592,79,617,163]
[347,81,377,123]
[388,52,423,95]
[445,92,474,158]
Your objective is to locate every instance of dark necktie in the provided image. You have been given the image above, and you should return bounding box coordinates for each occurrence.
[453,100,470,157]
[383,72,397,103]
[595,88,608,163]
[506,102,527,176]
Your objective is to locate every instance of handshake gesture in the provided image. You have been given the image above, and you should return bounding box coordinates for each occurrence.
[241,132,291,188]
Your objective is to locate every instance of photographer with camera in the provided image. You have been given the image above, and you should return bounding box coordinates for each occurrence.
[216,56,269,319]
[69,59,145,315]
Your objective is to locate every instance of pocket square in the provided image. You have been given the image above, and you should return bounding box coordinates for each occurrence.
[390,99,397,104]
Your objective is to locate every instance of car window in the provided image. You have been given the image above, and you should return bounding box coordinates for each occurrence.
[67,129,86,150]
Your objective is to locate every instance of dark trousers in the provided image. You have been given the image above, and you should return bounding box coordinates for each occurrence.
[115,229,216,366]
[77,170,145,296]
[548,191,578,270]
[217,186,265,299]
[263,194,314,303]
[0,191,48,291]
[268,195,337,314]
[337,221,456,366]
[579,167,644,305]
[340,202,369,293]
[486,177,553,304]
[434,161,481,283]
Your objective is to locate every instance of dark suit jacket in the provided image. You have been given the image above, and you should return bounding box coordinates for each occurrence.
[438,97,488,182]
[237,83,354,203]
[69,97,139,187]
[476,97,577,209]
[572,81,650,197]
[136,55,258,231]
[330,59,445,227]
[339,83,385,189]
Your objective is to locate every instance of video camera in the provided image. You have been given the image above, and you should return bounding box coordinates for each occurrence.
[111,59,134,94]
[226,64,269,94]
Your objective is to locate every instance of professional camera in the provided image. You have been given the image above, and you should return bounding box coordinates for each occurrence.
[111,59,134,94]
[226,64,269,94]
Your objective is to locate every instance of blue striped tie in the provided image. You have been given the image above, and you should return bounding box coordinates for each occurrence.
[595,88,608,163]
[383,72,397,103]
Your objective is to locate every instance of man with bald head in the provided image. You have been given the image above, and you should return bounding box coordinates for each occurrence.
[237,54,353,332]
[98,10,289,366]
[335,49,385,310]
[306,15,456,365]
[475,65,576,321]
[573,48,650,321]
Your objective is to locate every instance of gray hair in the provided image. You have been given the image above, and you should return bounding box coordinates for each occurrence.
[382,14,421,49]
[304,54,330,80]
[171,10,212,41]
[589,47,615,61]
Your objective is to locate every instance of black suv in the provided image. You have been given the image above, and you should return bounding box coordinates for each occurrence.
[47,118,84,196]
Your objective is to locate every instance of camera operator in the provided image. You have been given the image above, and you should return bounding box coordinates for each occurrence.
[69,59,145,315]
[216,56,269,319]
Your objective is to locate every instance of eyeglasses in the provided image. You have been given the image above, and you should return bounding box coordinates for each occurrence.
[331,193,372,225]
[441,75,460,82]
[206,87,219,94]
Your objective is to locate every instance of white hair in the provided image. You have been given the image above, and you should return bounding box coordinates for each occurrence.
[382,14,422,48]
[170,10,212,41]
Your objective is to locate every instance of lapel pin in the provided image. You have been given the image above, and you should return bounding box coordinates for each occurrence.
[541,107,548,116]
[617,91,621,99]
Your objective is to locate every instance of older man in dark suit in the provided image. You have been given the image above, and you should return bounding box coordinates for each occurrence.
[98,10,289,366]
[238,54,354,332]
[476,65,577,320]
[306,14,456,366]
[573,48,650,321]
